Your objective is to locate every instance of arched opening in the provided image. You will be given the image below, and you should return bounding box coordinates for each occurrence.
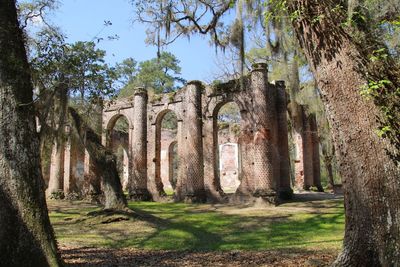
[106,115,130,190]
[168,141,178,190]
[155,110,178,195]
[214,102,242,193]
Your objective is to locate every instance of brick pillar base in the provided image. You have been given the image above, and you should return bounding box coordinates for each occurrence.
[129,188,152,201]
[184,189,207,203]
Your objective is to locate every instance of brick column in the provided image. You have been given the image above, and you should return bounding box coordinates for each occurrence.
[235,112,255,196]
[303,114,314,190]
[203,115,223,200]
[183,81,206,202]
[63,125,72,194]
[174,120,186,200]
[146,121,159,198]
[129,88,151,200]
[251,63,277,204]
[275,81,293,199]
[310,114,323,191]
[47,135,64,197]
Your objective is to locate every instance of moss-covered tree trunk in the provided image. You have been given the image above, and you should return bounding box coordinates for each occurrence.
[0,1,61,266]
[69,108,128,210]
[46,84,68,197]
[288,0,400,265]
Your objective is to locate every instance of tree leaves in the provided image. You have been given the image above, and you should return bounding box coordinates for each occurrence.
[118,51,186,97]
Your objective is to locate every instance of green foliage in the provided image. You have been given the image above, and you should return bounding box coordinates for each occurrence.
[136,51,186,93]
[115,57,138,85]
[361,56,400,160]
[218,121,230,130]
[149,91,163,103]
[49,190,65,200]
[360,79,392,99]
[231,123,241,136]
[264,0,288,24]
[218,102,241,123]
[27,18,119,170]
[161,111,177,130]
[113,116,130,133]
[217,102,241,137]
[30,29,118,102]
[118,52,186,97]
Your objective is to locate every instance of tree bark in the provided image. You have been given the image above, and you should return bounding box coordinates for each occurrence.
[288,0,400,265]
[46,84,68,197]
[69,107,128,210]
[325,157,335,189]
[322,145,335,189]
[0,1,61,266]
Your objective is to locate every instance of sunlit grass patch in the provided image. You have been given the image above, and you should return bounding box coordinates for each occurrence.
[49,196,344,252]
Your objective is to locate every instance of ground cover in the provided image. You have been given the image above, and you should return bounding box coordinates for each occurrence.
[49,193,344,266]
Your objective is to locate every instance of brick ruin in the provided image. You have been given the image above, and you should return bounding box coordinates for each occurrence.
[48,63,322,204]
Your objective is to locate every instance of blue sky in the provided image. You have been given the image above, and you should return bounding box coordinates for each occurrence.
[49,0,220,82]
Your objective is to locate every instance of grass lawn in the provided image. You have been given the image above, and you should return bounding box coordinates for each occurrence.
[49,193,344,253]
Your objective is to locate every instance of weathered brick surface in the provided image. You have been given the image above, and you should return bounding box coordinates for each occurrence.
[58,64,316,204]
[181,81,206,202]
[130,89,151,200]
[275,81,292,199]
[251,64,276,203]
[293,107,323,191]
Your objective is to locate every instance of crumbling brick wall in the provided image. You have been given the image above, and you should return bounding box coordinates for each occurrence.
[57,63,319,204]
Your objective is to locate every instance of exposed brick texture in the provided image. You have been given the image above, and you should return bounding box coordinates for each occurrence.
[180,81,206,202]
[292,107,323,191]
[55,64,320,204]
[275,81,293,199]
[130,89,151,200]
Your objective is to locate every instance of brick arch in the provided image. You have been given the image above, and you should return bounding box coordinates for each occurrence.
[154,109,179,196]
[212,100,242,194]
[105,113,133,131]
[155,109,176,126]
[150,106,183,126]
[103,113,132,150]
[212,100,234,117]
[78,66,293,204]
[105,113,131,191]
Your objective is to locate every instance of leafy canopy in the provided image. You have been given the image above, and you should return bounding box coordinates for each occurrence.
[118,51,186,97]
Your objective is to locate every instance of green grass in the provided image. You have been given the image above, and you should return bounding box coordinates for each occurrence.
[163,188,175,196]
[49,197,344,252]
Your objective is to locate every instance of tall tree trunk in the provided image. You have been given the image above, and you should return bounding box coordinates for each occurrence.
[47,84,68,197]
[0,1,61,266]
[288,0,400,265]
[322,145,335,189]
[325,157,335,189]
[68,107,128,210]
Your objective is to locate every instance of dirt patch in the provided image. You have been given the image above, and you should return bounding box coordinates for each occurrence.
[61,246,337,267]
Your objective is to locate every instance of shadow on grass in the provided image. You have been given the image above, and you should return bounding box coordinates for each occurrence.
[87,199,344,251]
[51,194,344,253]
